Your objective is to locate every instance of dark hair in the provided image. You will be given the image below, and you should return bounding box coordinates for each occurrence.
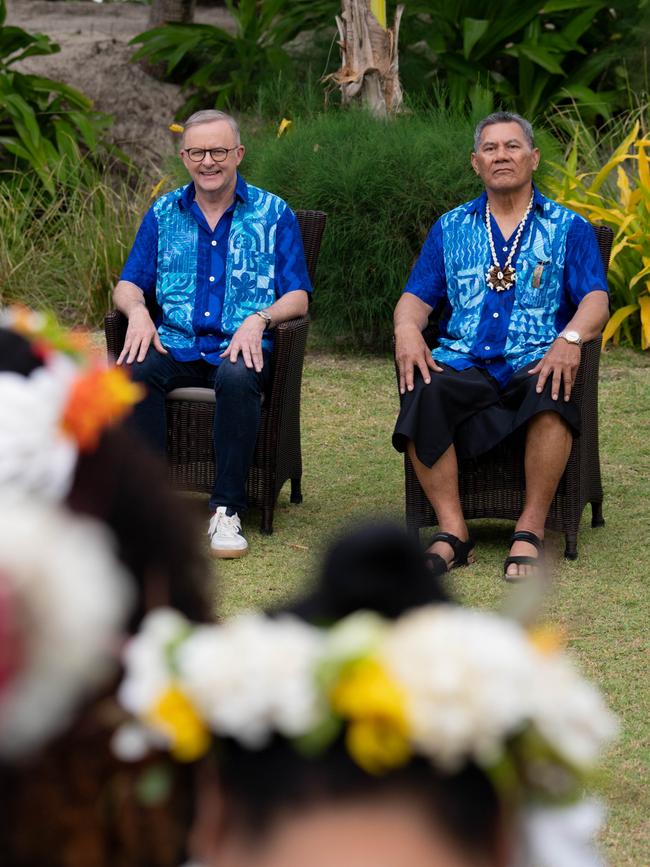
[217,522,502,860]
[0,327,211,867]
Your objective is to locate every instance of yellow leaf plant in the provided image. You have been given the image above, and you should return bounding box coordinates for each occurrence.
[546,121,650,350]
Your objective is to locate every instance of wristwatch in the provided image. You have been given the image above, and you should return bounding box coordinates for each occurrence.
[558,329,582,346]
[255,309,273,329]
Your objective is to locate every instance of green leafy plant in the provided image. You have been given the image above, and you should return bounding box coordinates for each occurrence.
[543,113,650,350]
[130,0,338,114]
[0,0,111,193]
[399,0,638,121]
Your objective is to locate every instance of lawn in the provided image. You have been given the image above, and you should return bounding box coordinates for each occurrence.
[212,342,650,865]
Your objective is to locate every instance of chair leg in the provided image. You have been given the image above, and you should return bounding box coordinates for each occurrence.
[591,500,605,528]
[260,508,274,535]
[564,532,578,560]
[290,477,303,504]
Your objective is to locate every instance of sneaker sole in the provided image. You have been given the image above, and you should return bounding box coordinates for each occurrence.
[210,546,248,560]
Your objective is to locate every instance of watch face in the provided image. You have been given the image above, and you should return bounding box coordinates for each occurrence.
[565,330,580,343]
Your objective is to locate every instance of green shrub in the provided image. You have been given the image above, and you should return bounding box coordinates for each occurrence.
[0,0,112,194]
[0,170,152,325]
[242,108,559,350]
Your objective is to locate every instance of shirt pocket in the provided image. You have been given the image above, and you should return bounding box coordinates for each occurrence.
[515,256,552,309]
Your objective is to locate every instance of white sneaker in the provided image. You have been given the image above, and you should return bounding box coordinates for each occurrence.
[208,507,248,559]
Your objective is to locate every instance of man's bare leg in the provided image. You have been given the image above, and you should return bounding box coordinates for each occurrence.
[506,411,573,578]
[407,442,473,567]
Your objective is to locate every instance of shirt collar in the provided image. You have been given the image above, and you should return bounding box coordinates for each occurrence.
[179,172,249,210]
[464,184,547,216]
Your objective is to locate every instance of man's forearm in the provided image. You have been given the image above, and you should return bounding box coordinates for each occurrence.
[113,280,148,317]
[263,289,309,327]
[562,290,609,343]
[394,292,433,335]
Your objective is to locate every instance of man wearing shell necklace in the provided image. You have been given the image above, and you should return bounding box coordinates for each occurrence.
[393,112,610,580]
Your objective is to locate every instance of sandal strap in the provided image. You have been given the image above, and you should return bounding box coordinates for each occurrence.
[428,532,475,566]
[509,530,544,551]
[424,552,449,576]
[504,555,541,568]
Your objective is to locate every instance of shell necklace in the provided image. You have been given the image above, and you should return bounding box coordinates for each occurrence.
[485,191,534,292]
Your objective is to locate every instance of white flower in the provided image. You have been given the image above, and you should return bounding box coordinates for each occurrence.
[322,609,388,668]
[0,498,134,758]
[515,800,608,867]
[530,654,618,769]
[382,605,537,769]
[177,613,324,748]
[118,608,190,716]
[0,357,79,501]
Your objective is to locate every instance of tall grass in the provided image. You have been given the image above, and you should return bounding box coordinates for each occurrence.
[0,168,154,326]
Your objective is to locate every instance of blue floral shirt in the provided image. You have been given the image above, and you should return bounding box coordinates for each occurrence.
[404,187,608,386]
[120,174,312,364]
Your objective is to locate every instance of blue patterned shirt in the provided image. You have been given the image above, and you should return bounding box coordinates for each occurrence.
[404,187,608,386]
[120,174,312,364]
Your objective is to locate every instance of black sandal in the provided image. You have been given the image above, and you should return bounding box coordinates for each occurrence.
[424,532,475,576]
[503,530,544,582]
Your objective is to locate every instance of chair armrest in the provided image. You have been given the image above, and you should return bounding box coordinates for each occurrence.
[104,310,128,362]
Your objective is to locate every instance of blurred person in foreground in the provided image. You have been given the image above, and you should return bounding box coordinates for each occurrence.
[393,111,609,580]
[117,522,617,867]
[0,307,212,867]
[113,109,312,560]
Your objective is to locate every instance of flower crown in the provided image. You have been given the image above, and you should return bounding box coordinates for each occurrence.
[0,497,134,758]
[0,306,144,499]
[115,604,617,806]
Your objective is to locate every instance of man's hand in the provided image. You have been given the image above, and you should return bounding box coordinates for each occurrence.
[528,337,581,401]
[220,313,266,372]
[116,305,167,365]
[395,323,442,394]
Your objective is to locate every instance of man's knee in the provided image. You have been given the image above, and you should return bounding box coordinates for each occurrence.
[125,346,170,387]
[215,356,265,397]
[527,409,572,436]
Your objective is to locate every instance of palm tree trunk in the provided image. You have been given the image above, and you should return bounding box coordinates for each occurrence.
[149,0,196,26]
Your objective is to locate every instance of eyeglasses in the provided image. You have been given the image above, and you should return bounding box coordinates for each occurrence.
[183,146,240,163]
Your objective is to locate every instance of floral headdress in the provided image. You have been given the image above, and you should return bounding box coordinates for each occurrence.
[0,497,134,758]
[115,604,617,865]
[0,306,144,500]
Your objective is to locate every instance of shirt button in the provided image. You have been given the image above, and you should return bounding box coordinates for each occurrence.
[211,240,217,247]
[204,311,210,317]
[200,352,206,357]
[484,345,491,351]
[502,246,508,252]
[209,276,215,282]
[493,312,499,319]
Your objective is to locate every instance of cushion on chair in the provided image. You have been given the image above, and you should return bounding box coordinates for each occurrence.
[167,387,215,403]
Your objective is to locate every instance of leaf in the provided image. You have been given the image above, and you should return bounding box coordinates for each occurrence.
[602,303,638,348]
[462,18,489,59]
[513,43,566,76]
[639,294,650,350]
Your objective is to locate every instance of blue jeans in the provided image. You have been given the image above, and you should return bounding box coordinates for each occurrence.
[127,347,270,514]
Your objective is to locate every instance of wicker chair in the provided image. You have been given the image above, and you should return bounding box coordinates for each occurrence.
[398,224,613,559]
[105,209,327,534]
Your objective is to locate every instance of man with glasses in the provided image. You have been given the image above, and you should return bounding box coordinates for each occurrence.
[114,110,311,559]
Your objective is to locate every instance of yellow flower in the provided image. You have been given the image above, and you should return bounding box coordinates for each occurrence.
[168,122,185,134]
[330,658,411,774]
[62,367,145,450]
[148,684,211,762]
[277,118,292,138]
[528,624,567,656]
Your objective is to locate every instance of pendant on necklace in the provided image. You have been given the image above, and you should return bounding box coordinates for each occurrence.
[486,263,516,292]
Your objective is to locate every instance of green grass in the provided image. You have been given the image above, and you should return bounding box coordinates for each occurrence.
[212,343,650,865]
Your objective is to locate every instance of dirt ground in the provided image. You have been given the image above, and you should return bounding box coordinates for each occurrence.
[7,0,233,171]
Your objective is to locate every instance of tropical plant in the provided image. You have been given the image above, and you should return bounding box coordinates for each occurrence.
[0,0,111,193]
[399,0,639,121]
[544,117,650,350]
[130,0,338,114]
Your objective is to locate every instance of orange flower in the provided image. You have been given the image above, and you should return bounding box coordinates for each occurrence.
[528,624,567,657]
[62,367,145,450]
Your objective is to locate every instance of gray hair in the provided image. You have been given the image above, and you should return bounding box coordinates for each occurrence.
[181,110,240,146]
[473,112,534,151]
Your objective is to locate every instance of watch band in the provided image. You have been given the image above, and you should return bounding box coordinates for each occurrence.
[558,329,582,346]
[255,310,272,329]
